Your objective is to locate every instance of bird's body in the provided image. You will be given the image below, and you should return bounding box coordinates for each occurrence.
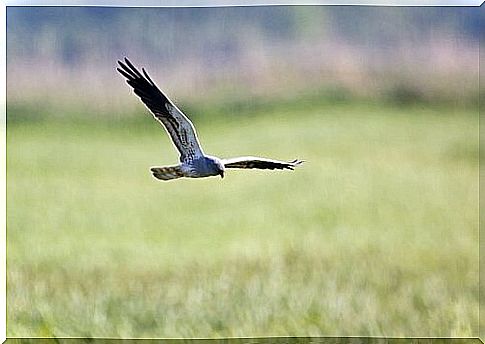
[180,155,225,178]
[117,58,303,181]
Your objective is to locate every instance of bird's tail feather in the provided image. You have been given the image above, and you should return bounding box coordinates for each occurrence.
[150,165,184,181]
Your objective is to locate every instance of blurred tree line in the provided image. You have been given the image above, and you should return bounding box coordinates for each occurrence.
[8,7,481,65]
[7,6,481,122]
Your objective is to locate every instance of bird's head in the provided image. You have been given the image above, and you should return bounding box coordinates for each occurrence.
[216,160,225,179]
[207,156,225,179]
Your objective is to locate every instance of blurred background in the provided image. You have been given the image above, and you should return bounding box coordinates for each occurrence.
[7,6,480,121]
[7,6,480,337]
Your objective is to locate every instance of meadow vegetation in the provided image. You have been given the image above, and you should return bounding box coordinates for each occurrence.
[7,102,478,337]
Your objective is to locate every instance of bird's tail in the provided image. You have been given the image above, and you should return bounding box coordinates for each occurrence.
[150,165,184,181]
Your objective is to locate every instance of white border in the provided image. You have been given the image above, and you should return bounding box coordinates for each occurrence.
[2,1,482,342]
[4,0,485,6]
[1,2,5,343]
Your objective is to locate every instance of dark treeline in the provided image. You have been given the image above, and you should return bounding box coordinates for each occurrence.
[7,6,481,122]
[8,6,480,65]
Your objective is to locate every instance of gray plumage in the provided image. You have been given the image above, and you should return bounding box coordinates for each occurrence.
[117,58,303,181]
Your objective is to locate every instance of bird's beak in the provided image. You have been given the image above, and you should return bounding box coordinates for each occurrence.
[220,171,224,179]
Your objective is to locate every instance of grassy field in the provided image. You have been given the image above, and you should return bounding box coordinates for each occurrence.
[7,103,478,337]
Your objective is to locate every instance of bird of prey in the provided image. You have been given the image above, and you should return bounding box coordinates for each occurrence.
[117,58,303,181]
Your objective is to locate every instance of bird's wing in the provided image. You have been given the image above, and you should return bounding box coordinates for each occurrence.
[222,157,303,170]
[117,58,204,162]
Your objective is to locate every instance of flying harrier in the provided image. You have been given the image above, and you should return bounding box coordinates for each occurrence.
[117,58,303,181]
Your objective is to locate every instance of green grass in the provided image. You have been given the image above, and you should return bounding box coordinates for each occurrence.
[7,103,478,337]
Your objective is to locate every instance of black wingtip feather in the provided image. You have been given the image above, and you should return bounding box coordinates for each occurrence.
[117,67,134,81]
[124,57,142,78]
[142,67,155,86]
[116,57,174,118]
[285,159,304,170]
[117,61,137,80]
